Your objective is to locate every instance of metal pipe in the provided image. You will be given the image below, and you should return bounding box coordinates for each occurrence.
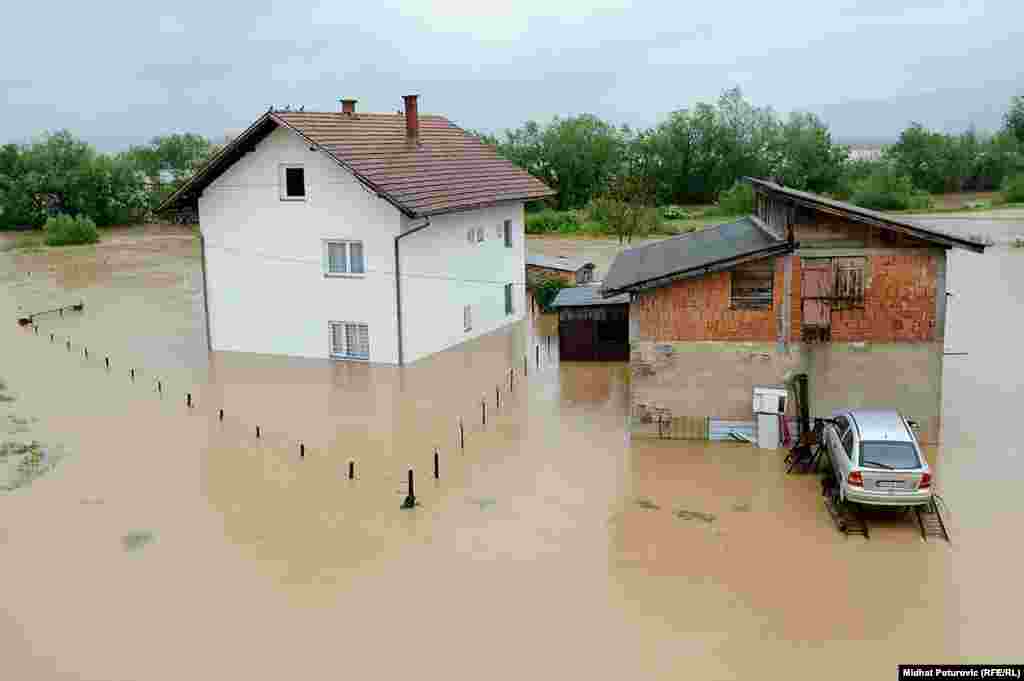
[393,218,431,366]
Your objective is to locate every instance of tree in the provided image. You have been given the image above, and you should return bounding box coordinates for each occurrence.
[125,133,219,209]
[598,172,658,245]
[766,112,849,193]
[1005,95,1024,145]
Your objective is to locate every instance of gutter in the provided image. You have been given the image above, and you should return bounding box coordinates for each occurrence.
[394,218,432,365]
[602,241,797,297]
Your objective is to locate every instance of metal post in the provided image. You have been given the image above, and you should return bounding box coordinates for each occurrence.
[459,418,464,451]
[496,385,500,409]
[524,354,527,376]
[510,367,514,390]
[218,408,224,421]
[84,347,88,359]
[401,468,416,509]
[66,339,70,351]
[482,398,486,426]
[536,345,539,368]
[157,380,162,394]
[434,448,439,479]
[105,357,109,369]
[256,426,261,439]
[300,443,305,458]
[348,460,355,480]
[186,393,192,408]
[130,368,135,381]
[50,333,54,343]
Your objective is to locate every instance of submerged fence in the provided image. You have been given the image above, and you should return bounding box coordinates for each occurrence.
[17,311,560,509]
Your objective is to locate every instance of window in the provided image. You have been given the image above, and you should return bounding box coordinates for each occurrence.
[504,283,514,315]
[503,219,512,248]
[281,165,306,200]
[329,322,369,360]
[467,228,475,244]
[730,259,775,310]
[577,267,593,284]
[860,441,921,470]
[464,305,472,332]
[832,257,866,310]
[324,240,365,275]
[476,226,484,243]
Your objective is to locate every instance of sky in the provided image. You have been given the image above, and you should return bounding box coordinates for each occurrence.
[2,0,1022,150]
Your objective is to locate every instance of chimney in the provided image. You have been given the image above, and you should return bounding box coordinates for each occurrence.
[340,98,357,115]
[403,94,419,142]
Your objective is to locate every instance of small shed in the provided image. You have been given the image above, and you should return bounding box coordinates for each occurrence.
[550,286,630,361]
[526,254,596,286]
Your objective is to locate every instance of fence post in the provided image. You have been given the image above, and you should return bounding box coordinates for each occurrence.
[536,345,539,368]
[524,354,528,376]
[434,448,439,479]
[300,443,305,458]
[218,408,224,421]
[256,425,261,439]
[482,397,486,426]
[459,418,464,451]
[401,468,416,509]
[157,380,162,394]
[186,392,192,408]
[348,459,355,480]
[130,368,135,381]
[105,357,110,369]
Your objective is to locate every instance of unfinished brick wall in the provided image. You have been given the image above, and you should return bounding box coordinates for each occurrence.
[636,252,939,344]
[634,265,784,341]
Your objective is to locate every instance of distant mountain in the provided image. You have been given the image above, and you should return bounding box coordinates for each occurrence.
[818,79,1022,140]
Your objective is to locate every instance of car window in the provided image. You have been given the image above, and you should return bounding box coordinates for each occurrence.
[841,429,854,459]
[860,441,921,470]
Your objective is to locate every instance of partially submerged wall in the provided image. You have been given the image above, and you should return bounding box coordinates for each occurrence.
[630,340,943,444]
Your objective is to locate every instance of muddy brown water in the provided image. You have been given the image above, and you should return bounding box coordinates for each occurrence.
[0,221,1021,679]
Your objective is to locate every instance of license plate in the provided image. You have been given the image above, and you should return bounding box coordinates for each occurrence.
[877,480,904,488]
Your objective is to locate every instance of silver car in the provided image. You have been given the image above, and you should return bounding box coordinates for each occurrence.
[824,409,932,507]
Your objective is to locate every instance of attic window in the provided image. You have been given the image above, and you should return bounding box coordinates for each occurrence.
[281,165,306,200]
[730,259,775,311]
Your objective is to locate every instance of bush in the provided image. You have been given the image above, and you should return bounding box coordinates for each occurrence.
[533,278,570,312]
[43,214,99,246]
[715,182,755,215]
[525,209,580,234]
[849,169,933,211]
[660,205,691,220]
[1003,174,1024,203]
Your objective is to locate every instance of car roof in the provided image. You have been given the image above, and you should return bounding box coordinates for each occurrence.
[847,410,912,442]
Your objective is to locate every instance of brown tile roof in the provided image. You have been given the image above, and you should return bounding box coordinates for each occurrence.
[160,110,555,218]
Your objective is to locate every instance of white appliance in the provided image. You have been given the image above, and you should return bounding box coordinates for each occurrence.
[753,386,788,449]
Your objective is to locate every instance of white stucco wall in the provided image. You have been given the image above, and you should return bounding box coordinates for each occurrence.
[198,125,526,365]
[199,127,402,363]
[399,203,526,364]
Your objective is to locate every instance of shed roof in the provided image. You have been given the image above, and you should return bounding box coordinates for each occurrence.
[746,177,988,253]
[601,217,793,295]
[159,109,555,218]
[550,286,630,308]
[526,254,595,272]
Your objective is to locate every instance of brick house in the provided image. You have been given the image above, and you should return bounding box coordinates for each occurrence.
[601,178,987,444]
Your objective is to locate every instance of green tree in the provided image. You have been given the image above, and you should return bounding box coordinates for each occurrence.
[766,112,849,193]
[1004,95,1024,145]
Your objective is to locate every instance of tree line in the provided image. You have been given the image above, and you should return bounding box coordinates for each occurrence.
[0,132,220,230]
[3,89,1024,233]
[478,88,1024,213]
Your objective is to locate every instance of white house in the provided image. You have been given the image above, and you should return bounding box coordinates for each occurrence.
[160,95,555,365]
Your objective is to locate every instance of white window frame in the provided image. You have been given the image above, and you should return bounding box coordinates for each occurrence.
[464,305,472,332]
[329,321,369,361]
[280,164,307,201]
[323,240,365,277]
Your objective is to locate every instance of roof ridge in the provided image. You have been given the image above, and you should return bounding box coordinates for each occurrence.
[616,217,753,256]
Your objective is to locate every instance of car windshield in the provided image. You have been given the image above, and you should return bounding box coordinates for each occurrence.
[859,441,921,470]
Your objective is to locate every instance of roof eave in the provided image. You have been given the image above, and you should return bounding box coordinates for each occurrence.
[601,241,796,297]
[744,177,987,254]
[413,191,557,219]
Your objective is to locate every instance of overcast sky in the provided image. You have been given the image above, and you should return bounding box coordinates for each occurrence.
[3,0,1022,150]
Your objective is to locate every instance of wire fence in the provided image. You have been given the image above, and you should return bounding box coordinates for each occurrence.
[18,306,561,508]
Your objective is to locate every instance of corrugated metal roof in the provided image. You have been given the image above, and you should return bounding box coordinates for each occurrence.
[601,217,791,295]
[160,110,555,218]
[550,286,630,308]
[526,254,594,272]
[746,177,988,253]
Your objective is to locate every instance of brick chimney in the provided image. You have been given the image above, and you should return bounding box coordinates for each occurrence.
[340,98,357,115]
[403,94,419,142]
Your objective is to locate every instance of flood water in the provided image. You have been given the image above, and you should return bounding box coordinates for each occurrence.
[1,218,1021,679]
